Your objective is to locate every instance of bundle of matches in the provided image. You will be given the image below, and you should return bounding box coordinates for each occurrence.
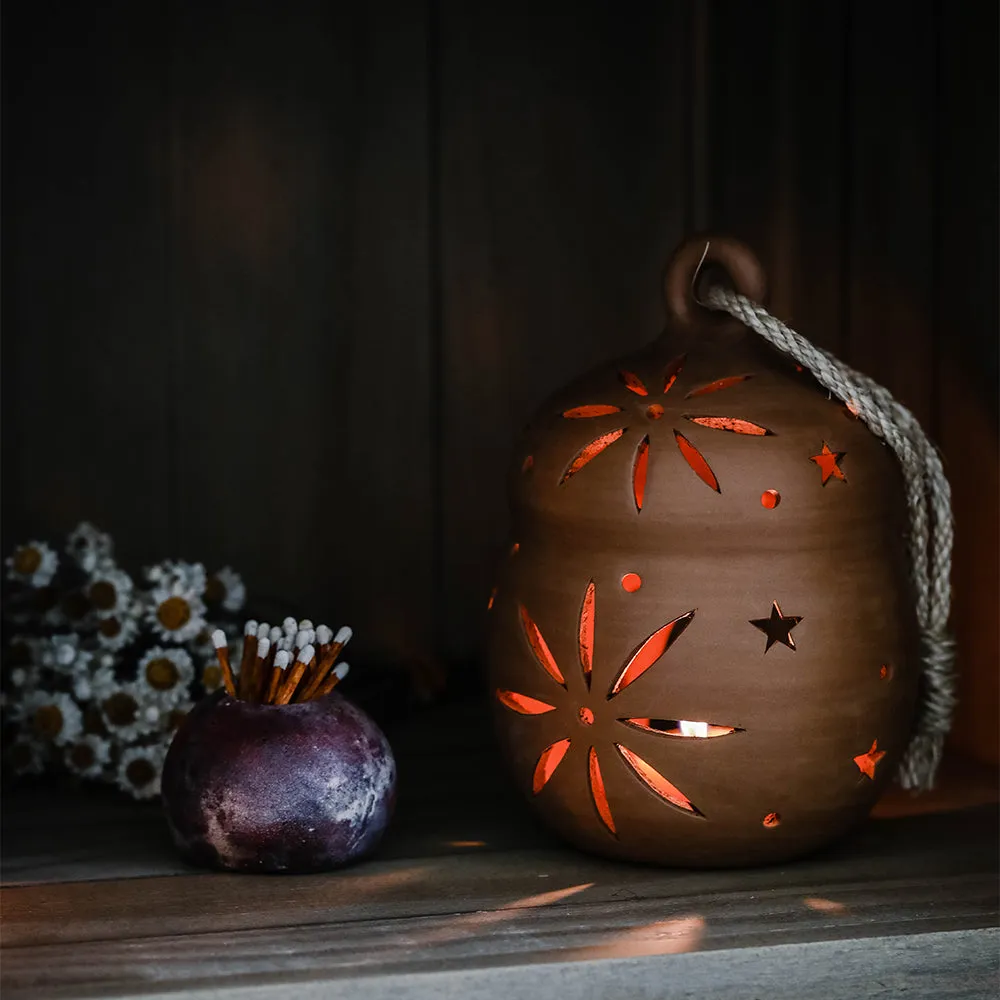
[211,617,352,705]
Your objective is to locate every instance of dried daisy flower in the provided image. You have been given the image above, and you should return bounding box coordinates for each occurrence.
[145,559,207,593]
[99,682,162,742]
[37,635,92,685]
[17,690,84,746]
[116,744,165,800]
[95,604,142,651]
[8,663,43,694]
[86,565,135,620]
[6,736,46,775]
[66,522,114,574]
[136,647,194,706]
[6,541,58,588]
[204,567,246,613]
[146,574,207,645]
[64,734,111,778]
[71,653,119,703]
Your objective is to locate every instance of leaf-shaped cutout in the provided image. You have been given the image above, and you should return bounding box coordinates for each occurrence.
[684,415,772,436]
[532,737,571,794]
[563,404,623,418]
[519,604,566,685]
[663,355,685,394]
[632,435,650,512]
[559,429,627,484]
[588,746,616,834]
[685,374,753,398]
[578,580,595,689]
[609,609,695,697]
[619,371,649,396]
[673,430,720,492]
[616,744,702,815]
[496,689,557,715]
[621,718,738,738]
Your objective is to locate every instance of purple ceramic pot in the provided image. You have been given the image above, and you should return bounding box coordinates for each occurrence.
[162,691,396,873]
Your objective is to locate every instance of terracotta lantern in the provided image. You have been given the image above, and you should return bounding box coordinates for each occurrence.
[487,236,923,867]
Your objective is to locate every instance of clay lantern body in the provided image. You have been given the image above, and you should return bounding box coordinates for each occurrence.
[487,237,918,867]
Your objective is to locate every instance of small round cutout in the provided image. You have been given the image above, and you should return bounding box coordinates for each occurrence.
[578,706,595,726]
[522,455,534,473]
[762,812,781,828]
[645,403,665,420]
[761,489,781,509]
[880,664,893,680]
[510,542,520,556]
[621,573,642,593]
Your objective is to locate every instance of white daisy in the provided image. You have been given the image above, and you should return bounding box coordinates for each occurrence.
[99,682,162,742]
[95,605,141,651]
[145,560,207,593]
[6,541,58,588]
[8,663,43,694]
[37,635,92,684]
[17,690,84,746]
[146,577,207,644]
[6,736,46,775]
[64,734,111,778]
[72,652,118,703]
[204,567,246,613]
[200,658,224,693]
[116,744,165,800]
[87,565,135,620]
[66,522,114,574]
[136,647,194,706]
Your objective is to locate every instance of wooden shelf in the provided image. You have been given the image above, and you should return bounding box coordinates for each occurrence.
[2,703,997,999]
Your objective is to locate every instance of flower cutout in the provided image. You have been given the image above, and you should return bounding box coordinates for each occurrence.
[559,357,773,508]
[204,567,246,613]
[136,646,195,706]
[6,541,58,588]
[65,734,112,779]
[116,744,165,800]
[496,581,739,835]
[66,522,114,574]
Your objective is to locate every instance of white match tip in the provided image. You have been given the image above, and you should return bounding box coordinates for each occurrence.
[298,618,313,630]
[212,629,228,649]
[244,619,258,636]
[294,629,309,648]
[334,626,353,645]
[256,637,271,658]
[334,662,350,681]
[256,622,269,640]
[274,650,290,669]
[282,616,297,635]
[316,624,333,645]
[277,636,292,651]
[268,626,282,643]
[298,643,315,664]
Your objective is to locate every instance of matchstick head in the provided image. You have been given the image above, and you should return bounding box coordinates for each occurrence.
[243,620,258,637]
[297,644,315,665]
[334,626,353,646]
[256,637,271,659]
[277,636,293,653]
[274,650,291,671]
[282,617,298,636]
[298,619,314,631]
[334,662,350,681]
[294,630,310,649]
[256,622,270,640]
[268,626,282,644]
[315,624,333,645]
[212,629,228,649]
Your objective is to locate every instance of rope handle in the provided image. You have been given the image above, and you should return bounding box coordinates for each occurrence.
[708,285,955,790]
[665,237,955,790]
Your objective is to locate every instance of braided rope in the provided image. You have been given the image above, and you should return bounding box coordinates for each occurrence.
[705,286,955,790]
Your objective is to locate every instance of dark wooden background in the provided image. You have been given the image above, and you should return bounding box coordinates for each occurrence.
[3,1,996,764]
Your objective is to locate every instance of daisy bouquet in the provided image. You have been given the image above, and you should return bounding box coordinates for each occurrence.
[2,523,247,800]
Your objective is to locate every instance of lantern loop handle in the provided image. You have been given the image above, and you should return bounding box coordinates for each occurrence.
[704,282,956,792]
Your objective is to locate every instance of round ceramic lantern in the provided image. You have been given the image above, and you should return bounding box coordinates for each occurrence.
[487,236,919,867]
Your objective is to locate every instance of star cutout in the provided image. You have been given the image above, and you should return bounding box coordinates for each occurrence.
[853,739,886,780]
[749,601,803,652]
[810,442,847,485]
